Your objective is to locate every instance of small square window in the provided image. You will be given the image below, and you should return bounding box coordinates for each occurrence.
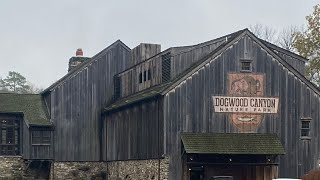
[240,60,252,72]
[301,118,311,138]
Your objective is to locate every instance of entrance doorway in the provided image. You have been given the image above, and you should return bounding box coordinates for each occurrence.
[190,166,204,180]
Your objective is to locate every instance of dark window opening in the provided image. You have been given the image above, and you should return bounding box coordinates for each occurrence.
[0,117,20,155]
[148,69,151,80]
[301,118,311,138]
[240,60,252,72]
[139,73,143,83]
[144,71,147,82]
[32,131,51,145]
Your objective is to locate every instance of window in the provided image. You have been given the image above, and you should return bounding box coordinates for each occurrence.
[0,117,20,155]
[32,131,51,145]
[147,69,151,80]
[301,118,311,138]
[139,73,143,83]
[144,71,147,82]
[240,59,252,72]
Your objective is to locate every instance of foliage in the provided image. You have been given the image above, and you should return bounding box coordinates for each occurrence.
[250,24,300,52]
[0,71,42,94]
[293,4,320,86]
[250,24,277,43]
[1,71,30,93]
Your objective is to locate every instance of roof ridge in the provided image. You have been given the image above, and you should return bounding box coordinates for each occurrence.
[41,40,130,94]
[244,30,320,95]
[161,29,247,95]
[260,38,308,62]
[161,29,320,96]
[0,92,40,96]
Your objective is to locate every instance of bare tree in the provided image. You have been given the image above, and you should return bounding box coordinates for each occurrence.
[250,23,277,43]
[277,26,302,52]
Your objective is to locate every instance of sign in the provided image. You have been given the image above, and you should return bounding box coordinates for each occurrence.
[212,73,279,132]
[213,96,279,114]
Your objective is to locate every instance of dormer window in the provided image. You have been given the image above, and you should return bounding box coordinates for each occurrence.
[240,59,252,72]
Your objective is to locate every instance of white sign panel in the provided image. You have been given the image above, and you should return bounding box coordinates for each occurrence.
[213,96,279,114]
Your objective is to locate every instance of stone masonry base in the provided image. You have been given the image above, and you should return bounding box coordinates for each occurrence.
[0,156,24,179]
[0,156,51,179]
[50,158,169,180]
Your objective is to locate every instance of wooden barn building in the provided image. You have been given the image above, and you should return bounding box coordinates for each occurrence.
[0,29,319,179]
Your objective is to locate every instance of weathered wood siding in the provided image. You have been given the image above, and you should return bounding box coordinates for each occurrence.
[22,120,30,159]
[163,35,320,179]
[275,51,305,75]
[116,55,163,98]
[29,128,53,160]
[131,43,161,65]
[263,40,306,75]
[103,98,163,161]
[115,39,227,99]
[170,38,226,79]
[49,41,131,161]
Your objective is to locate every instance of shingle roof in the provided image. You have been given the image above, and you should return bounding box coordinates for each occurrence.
[104,83,170,112]
[181,133,285,155]
[0,93,50,126]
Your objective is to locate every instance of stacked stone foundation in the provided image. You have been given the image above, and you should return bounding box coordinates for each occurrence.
[0,156,24,179]
[50,158,169,180]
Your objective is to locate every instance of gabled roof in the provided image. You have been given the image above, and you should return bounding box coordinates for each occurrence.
[181,133,285,155]
[104,28,320,112]
[0,93,50,126]
[41,40,131,94]
[104,30,244,112]
[261,39,308,63]
[161,29,320,96]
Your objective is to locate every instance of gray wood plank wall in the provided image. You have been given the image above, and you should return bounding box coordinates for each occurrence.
[22,118,30,159]
[103,98,163,161]
[275,51,305,75]
[170,39,226,79]
[163,35,320,179]
[131,43,161,65]
[49,42,131,161]
[116,39,228,99]
[116,55,163,98]
[29,128,53,160]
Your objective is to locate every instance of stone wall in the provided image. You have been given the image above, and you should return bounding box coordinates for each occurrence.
[108,158,169,180]
[0,156,23,179]
[50,162,108,180]
[0,156,51,179]
[50,158,169,180]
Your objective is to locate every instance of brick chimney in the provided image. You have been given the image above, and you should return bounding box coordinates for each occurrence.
[68,48,90,72]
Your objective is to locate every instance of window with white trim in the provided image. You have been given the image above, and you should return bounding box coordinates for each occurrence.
[301,118,311,138]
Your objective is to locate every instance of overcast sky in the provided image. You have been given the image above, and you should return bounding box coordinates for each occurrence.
[0,0,318,89]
